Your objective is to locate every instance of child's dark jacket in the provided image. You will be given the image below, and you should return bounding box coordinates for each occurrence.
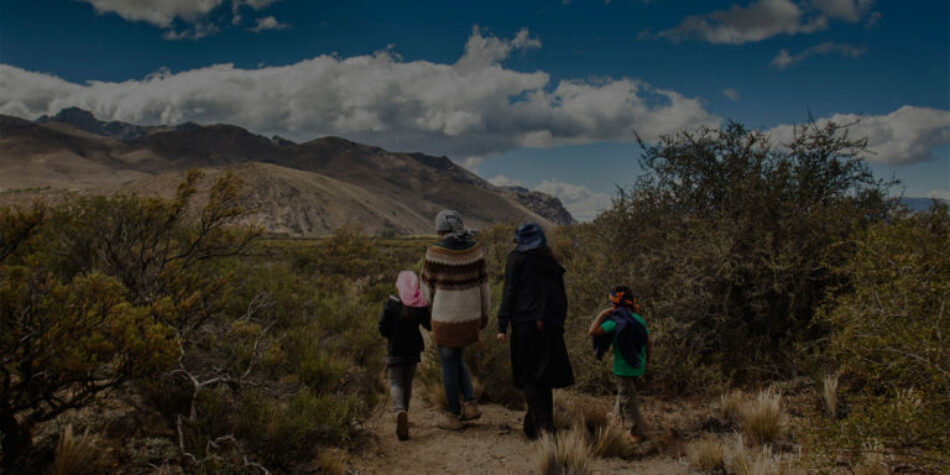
[592,308,647,369]
[378,296,431,367]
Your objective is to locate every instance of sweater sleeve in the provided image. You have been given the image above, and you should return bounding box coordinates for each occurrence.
[378,298,397,338]
[421,252,436,306]
[420,305,432,331]
[497,252,519,334]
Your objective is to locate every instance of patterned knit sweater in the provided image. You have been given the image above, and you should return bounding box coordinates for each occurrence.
[421,240,490,348]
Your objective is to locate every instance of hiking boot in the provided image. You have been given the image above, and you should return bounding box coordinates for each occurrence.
[396,411,409,441]
[461,400,482,421]
[437,412,464,430]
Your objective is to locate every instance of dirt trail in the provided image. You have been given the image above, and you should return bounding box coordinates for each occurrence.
[345,389,693,474]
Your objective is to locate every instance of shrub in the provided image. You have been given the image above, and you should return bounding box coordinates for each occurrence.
[817,204,949,465]
[237,389,355,468]
[583,120,895,386]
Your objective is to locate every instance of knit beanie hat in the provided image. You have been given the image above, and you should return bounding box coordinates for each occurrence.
[435,209,474,241]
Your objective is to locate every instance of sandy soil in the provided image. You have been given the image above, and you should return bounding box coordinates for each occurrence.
[344,390,695,474]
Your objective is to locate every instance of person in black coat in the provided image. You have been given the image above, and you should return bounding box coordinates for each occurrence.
[378,270,431,440]
[496,222,574,439]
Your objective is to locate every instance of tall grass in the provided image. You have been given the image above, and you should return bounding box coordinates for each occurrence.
[725,435,776,475]
[740,388,785,445]
[718,389,745,423]
[686,435,725,471]
[591,423,635,459]
[821,374,839,418]
[52,424,101,475]
[535,428,592,475]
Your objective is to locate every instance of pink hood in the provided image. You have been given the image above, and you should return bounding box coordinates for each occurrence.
[396,270,426,308]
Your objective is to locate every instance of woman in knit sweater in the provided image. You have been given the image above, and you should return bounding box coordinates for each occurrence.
[421,210,490,430]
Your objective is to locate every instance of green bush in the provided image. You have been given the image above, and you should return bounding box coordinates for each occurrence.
[571,120,896,390]
[237,389,355,468]
[814,203,949,467]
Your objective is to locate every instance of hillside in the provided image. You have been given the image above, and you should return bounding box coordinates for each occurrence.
[0,109,574,235]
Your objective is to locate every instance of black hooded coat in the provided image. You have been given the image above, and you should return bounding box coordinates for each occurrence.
[498,248,575,389]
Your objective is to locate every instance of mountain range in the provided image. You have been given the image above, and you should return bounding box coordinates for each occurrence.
[0,108,574,236]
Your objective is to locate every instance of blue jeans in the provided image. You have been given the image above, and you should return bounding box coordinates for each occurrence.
[437,346,475,415]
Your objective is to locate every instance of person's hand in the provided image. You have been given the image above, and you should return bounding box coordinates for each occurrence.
[496,333,507,343]
[536,320,544,331]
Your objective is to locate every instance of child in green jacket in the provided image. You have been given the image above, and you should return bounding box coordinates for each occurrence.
[589,285,652,442]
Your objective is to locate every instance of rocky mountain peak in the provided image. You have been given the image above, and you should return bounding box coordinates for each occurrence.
[501,186,576,225]
[36,107,147,140]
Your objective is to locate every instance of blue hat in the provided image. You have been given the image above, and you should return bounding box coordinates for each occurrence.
[514,222,547,252]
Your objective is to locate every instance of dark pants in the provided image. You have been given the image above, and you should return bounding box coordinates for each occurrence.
[522,382,554,439]
[388,363,416,413]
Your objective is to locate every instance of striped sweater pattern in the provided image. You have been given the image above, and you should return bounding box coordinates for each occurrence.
[421,242,490,348]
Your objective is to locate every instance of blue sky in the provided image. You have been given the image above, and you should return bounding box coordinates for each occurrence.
[1,0,947,220]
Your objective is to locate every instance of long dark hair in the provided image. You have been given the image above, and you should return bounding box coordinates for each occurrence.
[525,244,560,266]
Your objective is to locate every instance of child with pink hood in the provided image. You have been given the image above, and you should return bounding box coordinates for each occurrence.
[378,270,431,441]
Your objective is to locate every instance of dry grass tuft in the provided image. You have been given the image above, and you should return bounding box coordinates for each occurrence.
[852,438,888,475]
[821,374,839,418]
[725,434,775,475]
[418,346,447,409]
[535,428,592,475]
[591,423,635,459]
[575,400,610,435]
[52,424,101,475]
[686,435,725,471]
[552,391,584,430]
[314,449,346,475]
[718,389,745,423]
[739,388,785,445]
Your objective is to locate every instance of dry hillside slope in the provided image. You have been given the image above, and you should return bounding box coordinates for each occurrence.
[0,109,575,235]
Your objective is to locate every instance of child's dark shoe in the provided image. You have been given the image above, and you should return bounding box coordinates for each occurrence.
[396,411,409,440]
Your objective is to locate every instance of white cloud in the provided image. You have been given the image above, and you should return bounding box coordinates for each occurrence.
[0,27,719,159]
[161,22,220,41]
[651,0,876,44]
[928,190,950,201]
[768,106,950,165]
[722,88,740,100]
[81,0,224,28]
[241,0,280,9]
[533,180,613,222]
[488,175,525,187]
[81,0,282,39]
[250,16,289,32]
[455,26,541,72]
[812,0,874,22]
[771,42,865,69]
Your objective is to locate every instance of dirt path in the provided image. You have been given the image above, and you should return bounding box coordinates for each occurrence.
[345,389,694,474]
